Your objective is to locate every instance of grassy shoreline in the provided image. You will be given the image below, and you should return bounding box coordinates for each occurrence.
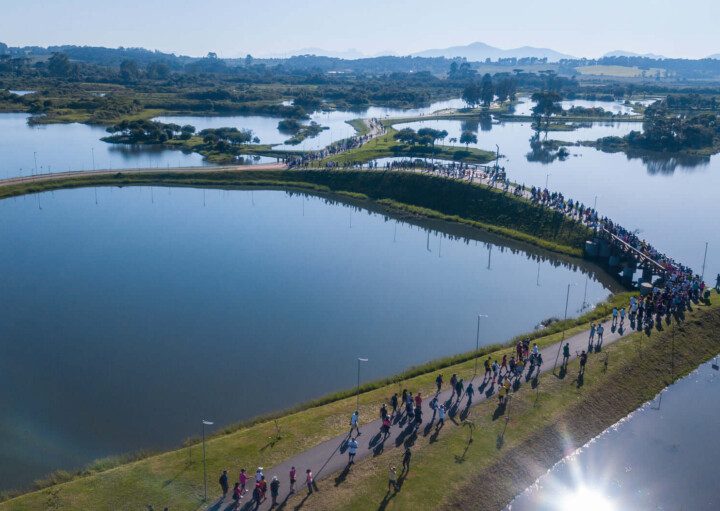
[281,294,720,511]
[0,169,590,257]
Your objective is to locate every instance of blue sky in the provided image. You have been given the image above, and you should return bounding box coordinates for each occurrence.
[2,0,718,58]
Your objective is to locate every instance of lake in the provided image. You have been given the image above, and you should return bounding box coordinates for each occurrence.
[508,357,720,510]
[393,116,720,281]
[0,186,616,490]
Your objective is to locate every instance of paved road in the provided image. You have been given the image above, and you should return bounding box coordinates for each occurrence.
[0,162,288,189]
[207,317,629,511]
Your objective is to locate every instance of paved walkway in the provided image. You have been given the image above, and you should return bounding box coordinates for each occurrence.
[207,317,629,511]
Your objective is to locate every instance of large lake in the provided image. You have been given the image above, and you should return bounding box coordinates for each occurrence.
[508,357,720,510]
[0,187,616,490]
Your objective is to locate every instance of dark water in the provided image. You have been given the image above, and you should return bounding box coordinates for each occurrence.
[0,187,616,490]
[508,357,720,511]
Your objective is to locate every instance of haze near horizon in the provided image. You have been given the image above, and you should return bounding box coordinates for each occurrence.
[1,0,718,59]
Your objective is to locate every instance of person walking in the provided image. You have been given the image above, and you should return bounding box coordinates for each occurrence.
[579,350,588,375]
[270,476,280,507]
[589,322,596,345]
[239,468,249,496]
[255,467,264,484]
[620,307,626,326]
[414,392,422,408]
[437,404,446,428]
[388,466,398,491]
[348,437,359,464]
[455,378,464,401]
[350,410,361,436]
[562,342,570,367]
[483,357,492,380]
[305,469,314,494]
[219,470,229,498]
[597,323,604,344]
[232,482,241,510]
[450,374,458,399]
[465,382,475,405]
[492,360,500,383]
[500,354,508,376]
[715,273,720,292]
[289,466,297,494]
[435,373,443,393]
[390,393,399,418]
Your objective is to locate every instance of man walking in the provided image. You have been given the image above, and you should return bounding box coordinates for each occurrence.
[350,410,361,436]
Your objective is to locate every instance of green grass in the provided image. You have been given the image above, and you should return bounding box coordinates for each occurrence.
[322,128,496,165]
[283,293,720,511]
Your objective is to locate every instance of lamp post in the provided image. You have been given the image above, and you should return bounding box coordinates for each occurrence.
[701,242,709,282]
[473,314,489,377]
[553,283,572,374]
[545,173,550,189]
[91,147,95,171]
[202,419,214,501]
[356,358,368,412]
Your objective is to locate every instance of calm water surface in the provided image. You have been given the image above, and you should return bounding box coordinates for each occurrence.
[508,357,720,510]
[394,117,720,280]
[0,187,615,490]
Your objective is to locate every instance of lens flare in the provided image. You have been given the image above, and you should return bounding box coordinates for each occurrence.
[560,486,615,511]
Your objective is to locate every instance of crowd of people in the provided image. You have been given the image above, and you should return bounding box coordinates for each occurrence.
[286,118,385,169]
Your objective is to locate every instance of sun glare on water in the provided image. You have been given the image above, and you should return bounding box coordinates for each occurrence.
[560,486,615,511]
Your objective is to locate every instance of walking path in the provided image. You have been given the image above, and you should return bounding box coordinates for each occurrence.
[0,162,288,189]
[208,317,628,511]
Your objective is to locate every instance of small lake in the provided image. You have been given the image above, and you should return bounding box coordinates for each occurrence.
[508,357,720,510]
[0,186,616,490]
[511,96,657,117]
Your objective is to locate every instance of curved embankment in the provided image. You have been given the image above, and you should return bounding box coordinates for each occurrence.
[0,167,590,257]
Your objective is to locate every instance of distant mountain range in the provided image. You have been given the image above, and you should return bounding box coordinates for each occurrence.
[410,41,574,62]
[707,54,720,60]
[603,50,667,59]
[259,47,368,59]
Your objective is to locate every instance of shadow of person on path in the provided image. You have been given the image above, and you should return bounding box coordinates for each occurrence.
[530,376,539,389]
[576,372,585,388]
[368,432,382,449]
[334,463,352,487]
[484,382,496,398]
[558,364,567,379]
[492,402,507,421]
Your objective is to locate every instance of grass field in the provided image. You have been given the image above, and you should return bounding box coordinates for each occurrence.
[322,128,496,165]
[575,65,668,78]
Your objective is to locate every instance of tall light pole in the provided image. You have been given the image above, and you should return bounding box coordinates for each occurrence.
[473,314,489,377]
[33,151,38,176]
[202,419,214,501]
[553,283,572,374]
[356,358,368,412]
[91,147,95,171]
[545,173,550,189]
[701,242,709,282]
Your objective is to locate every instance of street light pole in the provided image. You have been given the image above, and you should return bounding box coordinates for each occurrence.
[91,147,95,171]
[701,242,709,282]
[202,419,214,501]
[553,283,572,374]
[545,173,550,189]
[356,358,368,412]
[473,314,489,377]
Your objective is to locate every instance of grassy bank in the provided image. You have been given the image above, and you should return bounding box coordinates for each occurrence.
[279,294,720,511]
[0,169,591,257]
[0,285,637,509]
[322,128,497,165]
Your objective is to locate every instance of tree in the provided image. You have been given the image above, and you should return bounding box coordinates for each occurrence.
[531,91,562,131]
[120,59,140,82]
[480,73,494,107]
[48,53,71,77]
[394,128,418,145]
[146,61,170,80]
[459,130,477,148]
[462,82,481,108]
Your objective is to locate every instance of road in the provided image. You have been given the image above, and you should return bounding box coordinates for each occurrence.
[208,317,628,511]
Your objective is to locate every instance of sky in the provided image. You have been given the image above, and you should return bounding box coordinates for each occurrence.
[1,0,719,59]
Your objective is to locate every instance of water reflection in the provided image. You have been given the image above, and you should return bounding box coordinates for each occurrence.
[0,186,615,490]
[508,358,720,510]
